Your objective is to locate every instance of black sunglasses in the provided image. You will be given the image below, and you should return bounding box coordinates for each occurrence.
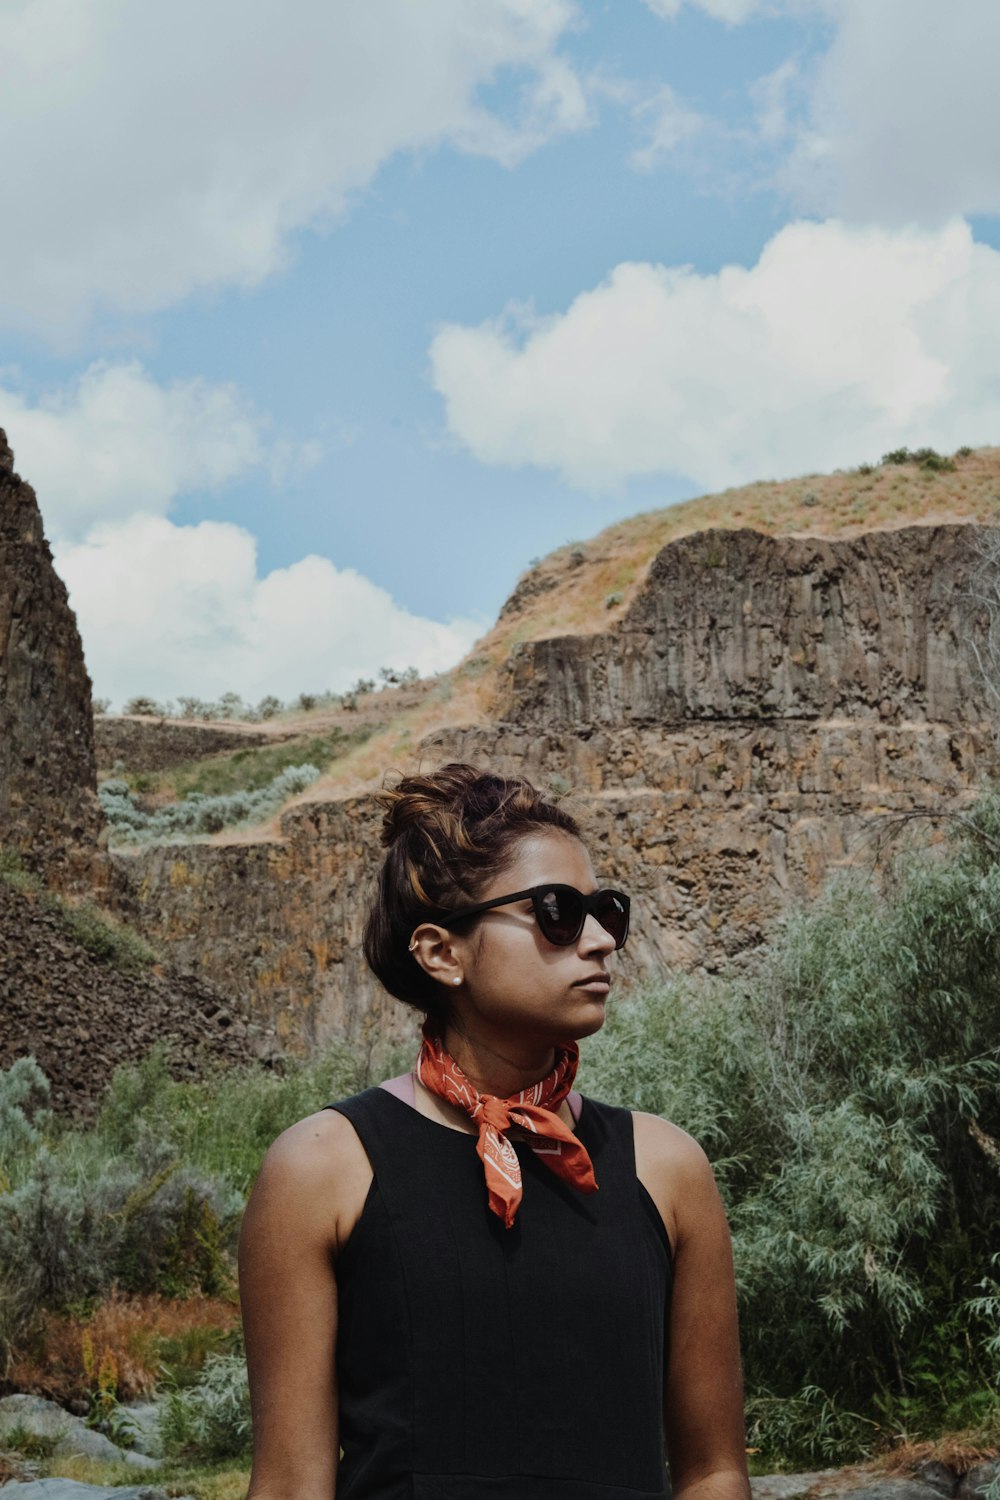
[434,883,630,950]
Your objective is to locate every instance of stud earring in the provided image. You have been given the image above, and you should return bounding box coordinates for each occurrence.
[452,977,461,985]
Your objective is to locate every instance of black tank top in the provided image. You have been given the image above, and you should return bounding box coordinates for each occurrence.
[327,1086,674,1500]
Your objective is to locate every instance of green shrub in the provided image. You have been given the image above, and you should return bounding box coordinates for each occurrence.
[880,445,956,473]
[0,1056,49,1189]
[99,763,321,847]
[56,901,159,974]
[160,1351,252,1460]
[0,1136,242,1311]
[0,846,42,896]
[581,795,1000,1463]
[92,1041,373,1194]
[122,695,173,717]
[174,733,365,800]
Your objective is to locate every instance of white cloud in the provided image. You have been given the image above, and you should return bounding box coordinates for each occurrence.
[430,217,1000,492]
[0,0,586,338]
[787,0,1000,223]
[749,59,801,147]
[55,515,484,708]
[641,0,798,23]
[629,85,704,172]
[0,362,296,539]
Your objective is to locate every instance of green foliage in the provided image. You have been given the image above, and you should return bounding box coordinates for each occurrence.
[99,763,321,846]
[881,445,957,473]
[160,1351,252,1461]
[57,901,160,974]
[378,665,419,687]
[92,1041,372,1194]
[582,795,1000,1463]
[122,695,171,717]
[174,733,362,800]
[2,1424,58,1459]
[0,1136,243,1313]
[0,846,42,895]
[111,667,421,720]
[0,1055,50,1188]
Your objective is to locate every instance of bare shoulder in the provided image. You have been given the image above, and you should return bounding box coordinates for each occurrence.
[244,1107,373,1257]
[631,1110,713,1177]
[631,1111,723,1252]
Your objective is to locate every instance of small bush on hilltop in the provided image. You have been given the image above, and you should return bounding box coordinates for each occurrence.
[112,667,420,720]
[881,445,958,473]
[582,792,1000,1464]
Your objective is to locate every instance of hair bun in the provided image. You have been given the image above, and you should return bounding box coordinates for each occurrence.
[375,764,486,851]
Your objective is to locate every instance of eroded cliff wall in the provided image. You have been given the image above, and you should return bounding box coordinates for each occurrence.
[0,430,101,881]
[119,522,999,1051]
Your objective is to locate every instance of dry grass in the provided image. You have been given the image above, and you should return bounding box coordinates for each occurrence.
[10,1290,240,1403]
[873,1432,1000,1475]
[46,1452,251,1500]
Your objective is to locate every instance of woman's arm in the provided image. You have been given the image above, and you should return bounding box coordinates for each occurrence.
[238,1108,373,1500]
[633,1113,751,1500]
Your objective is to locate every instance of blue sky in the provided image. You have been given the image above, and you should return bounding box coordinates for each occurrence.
[3,0,1000,707]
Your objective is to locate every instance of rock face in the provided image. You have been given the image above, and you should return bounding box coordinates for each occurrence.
[94,716,282,777]
[118,522,1000,1051]
[494,527,992,728]
[0,431,101,881]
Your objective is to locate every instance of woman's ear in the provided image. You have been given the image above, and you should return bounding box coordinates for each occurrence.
[408,923,464,989]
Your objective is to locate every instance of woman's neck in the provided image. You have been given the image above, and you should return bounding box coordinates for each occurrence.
[442,1021,558,1099]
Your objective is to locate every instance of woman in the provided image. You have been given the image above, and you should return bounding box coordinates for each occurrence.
[239,763,750,1500]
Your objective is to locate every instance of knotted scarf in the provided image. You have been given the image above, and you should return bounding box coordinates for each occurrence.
[414,1020,599,1228]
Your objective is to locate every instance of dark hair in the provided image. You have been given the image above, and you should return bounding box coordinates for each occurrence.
[363,762,580,1021]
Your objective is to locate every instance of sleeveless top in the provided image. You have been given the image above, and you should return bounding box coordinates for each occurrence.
[326,1086,674,1500]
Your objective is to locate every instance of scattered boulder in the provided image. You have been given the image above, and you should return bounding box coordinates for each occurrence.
[0,1485,191,1500]
[751,1473,841,1500]
[959,1464,1000,1500]
[0,1397,157,1472]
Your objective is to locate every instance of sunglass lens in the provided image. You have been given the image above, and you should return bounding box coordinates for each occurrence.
[596,891,629,949]
[536,887,584,945]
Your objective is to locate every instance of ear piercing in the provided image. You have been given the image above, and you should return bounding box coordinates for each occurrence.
[453,977,461,985]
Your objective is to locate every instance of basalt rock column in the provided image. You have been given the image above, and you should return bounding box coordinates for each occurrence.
[0,429,102,881]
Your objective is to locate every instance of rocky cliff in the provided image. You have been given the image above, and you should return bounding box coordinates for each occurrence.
[0,433,270,1110]
[0,431,101,882]
[118,521,998,1051]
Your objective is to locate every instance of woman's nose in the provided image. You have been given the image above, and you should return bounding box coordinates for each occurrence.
[580,912,616,954]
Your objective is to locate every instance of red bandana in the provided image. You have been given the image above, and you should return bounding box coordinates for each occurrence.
[414,1020,599,1228]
